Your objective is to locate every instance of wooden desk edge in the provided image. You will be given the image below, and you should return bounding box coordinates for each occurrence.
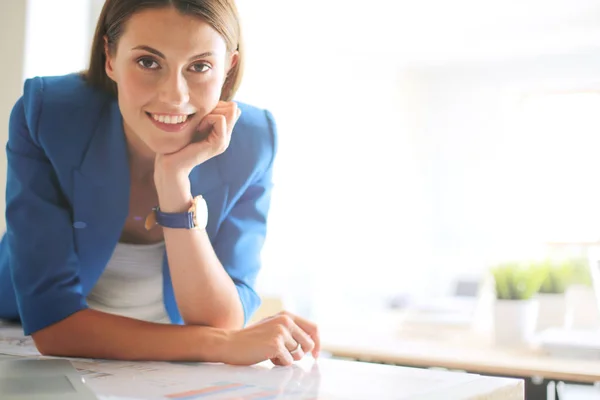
[324,345,599,384]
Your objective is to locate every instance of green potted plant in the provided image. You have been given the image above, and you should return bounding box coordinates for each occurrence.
[490,262,545,346]
[568,257,592,287]
[534,259,572,332]
[538,259,573,294]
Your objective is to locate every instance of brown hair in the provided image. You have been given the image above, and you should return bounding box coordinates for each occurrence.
[83,0,244,101]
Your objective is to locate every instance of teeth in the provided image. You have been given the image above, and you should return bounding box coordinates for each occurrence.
[151,114,189,124]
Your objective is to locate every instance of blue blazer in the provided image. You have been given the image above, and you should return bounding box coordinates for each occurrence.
[0,73,277,335]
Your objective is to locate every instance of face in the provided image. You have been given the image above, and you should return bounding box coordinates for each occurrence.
[105,7,237,156]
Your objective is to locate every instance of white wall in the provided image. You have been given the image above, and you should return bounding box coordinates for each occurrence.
[236,0,600,316]
[236,2,445,316]
[0,1,28,232]
[412,49,600,295]
[24,0,93,79]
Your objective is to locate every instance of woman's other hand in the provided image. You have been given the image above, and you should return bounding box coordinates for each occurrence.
[219,311,321,366]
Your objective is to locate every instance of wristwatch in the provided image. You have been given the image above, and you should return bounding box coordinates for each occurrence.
[145,195,208,230]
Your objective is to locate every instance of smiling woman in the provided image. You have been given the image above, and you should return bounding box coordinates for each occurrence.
[0,0,320,366]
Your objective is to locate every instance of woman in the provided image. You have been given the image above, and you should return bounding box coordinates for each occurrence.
[0,0,319,366]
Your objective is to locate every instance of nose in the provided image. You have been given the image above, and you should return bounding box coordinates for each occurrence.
[158,71,190,106]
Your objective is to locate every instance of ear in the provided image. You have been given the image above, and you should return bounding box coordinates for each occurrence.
[227,50,239,74]
[104,35,116,81]
[225,50,239,83]
[221,50,239,98]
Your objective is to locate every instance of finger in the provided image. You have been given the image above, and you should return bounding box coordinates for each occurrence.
[211,100,231,110]
[209,102,239,133]
[210,101,237,118]
[174,127,228,171]
[280,312,321,358]
[173,141,211,170]
[289,323,315,357]
[270,357,287,367]
[218,102,241,119]
[196,113,223,137]
[212,100,237,111]
[274,342,294,367]
[289,344,305,362]
[278,323,305,362]
[282,329,299,354]
[196,114,229,152]
[221,104,238,134]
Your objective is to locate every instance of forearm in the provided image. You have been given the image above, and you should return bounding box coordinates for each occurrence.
[164,227,245,329]
[32,308,227,361]
[155,171,245,329]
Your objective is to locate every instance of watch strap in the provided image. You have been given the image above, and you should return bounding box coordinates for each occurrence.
[154,208,197,229]
[145,196,206,230]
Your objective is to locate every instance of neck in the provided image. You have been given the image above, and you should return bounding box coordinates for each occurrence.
[124,122,155,183]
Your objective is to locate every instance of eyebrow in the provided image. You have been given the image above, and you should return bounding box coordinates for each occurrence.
[132,45,214,61]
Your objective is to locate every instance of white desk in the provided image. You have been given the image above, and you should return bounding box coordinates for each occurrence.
[0,323,523,400]
[317,312,600,400]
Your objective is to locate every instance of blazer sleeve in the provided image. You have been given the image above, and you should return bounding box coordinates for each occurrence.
[212,110,278,326]
[6,78,87,336]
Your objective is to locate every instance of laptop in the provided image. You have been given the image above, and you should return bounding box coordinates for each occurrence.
[0,358,98,400]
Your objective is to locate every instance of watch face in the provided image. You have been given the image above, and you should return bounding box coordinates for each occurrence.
[194,196,209,229]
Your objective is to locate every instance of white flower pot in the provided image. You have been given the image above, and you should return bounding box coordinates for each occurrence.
[535,293,566,332]
[494,299,539,347]
[564,285,600,330]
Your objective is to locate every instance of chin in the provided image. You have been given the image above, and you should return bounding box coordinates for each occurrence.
[150,139,189,155]
[143,127,193,155]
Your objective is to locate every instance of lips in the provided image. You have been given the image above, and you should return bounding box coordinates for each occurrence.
[145,112,195,133]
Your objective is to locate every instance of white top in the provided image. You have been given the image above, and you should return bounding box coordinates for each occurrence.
[87,241,171,324]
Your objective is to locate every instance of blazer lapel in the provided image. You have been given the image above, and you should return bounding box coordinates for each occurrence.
[72,99,130,295]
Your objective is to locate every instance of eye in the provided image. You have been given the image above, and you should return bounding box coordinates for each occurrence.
[137,57,160,70]
[189,62,211,73]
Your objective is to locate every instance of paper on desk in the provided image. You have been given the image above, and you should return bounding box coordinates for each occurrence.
[0,325,481,400]
[73,358,321,400]
[0,326,319,399]
[0,325,40,356]
[70,357,481,400]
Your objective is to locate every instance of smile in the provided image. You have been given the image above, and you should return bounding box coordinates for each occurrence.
[146,112,195,132]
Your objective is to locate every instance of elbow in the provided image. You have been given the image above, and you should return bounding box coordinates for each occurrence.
[30,316,79,357]
[31,333,61,357]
